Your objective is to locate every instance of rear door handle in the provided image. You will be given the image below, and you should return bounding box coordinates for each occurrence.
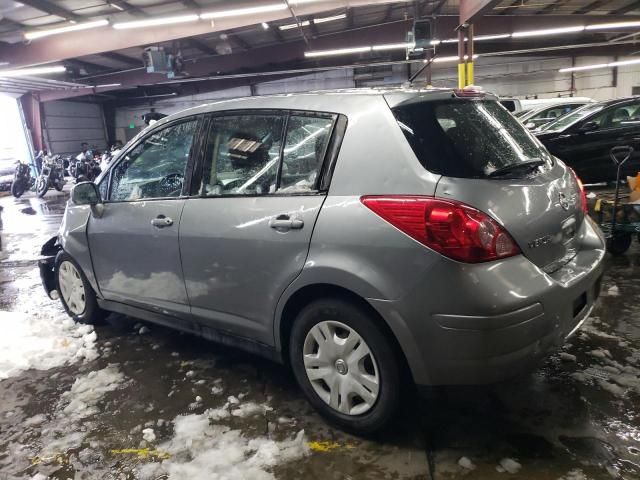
[151,215,173,228]
[269,215,304,230]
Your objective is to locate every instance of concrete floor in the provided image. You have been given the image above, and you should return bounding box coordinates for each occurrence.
[0,187,638,479]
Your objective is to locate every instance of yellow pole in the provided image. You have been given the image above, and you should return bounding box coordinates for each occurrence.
[457,63,466,89]
[466,61,474,86]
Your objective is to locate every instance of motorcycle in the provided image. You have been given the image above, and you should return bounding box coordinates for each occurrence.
[72,150,101,183]
[11,160,35,198]
[35,155,66,198]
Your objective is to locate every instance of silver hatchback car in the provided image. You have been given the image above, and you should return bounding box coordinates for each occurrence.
[40,88,605,433]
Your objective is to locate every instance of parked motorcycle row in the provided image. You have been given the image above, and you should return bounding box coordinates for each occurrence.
[10,143,121,199]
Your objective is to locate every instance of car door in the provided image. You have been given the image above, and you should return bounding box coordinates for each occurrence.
[88,117,202,319]
[179,110,343,345]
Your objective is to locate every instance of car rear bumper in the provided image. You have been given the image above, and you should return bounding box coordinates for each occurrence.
[368,217,606,386]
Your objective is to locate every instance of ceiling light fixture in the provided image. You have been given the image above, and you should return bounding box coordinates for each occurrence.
[200,4,287,20]
[475,33,511,41]
[113,14,199,29]
[24,19,109,40]
[305,46,371,57]
[371,42,415,51]
[586,21,640,30]
[0,65,67,77]
[261,22,270,30]
[313,13,347,24]
[279,20,310,30]
[432,54,478,63]
[109,3,125,11]
[559,57,640,72]
[512,25,584,38]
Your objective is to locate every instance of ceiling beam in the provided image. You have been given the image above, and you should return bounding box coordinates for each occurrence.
[181,0,202,10]
[574,0,610,14]
[65,58,111,74]
[460,0,502,24]
[614,0,640,14]
[228,33,251,50]
[17,0,83,21]
[184,38,217,55]
[498,0,521,16]
[110,1,147,17]
[430,0,448,15]
[99,51,141,66]
[538,0,571,14]
[0,17,24,31]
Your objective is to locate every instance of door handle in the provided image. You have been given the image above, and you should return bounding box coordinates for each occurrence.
[269,215,304,230]
[151,215,173,228]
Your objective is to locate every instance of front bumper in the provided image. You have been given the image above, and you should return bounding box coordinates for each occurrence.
[39,236,61,300]
[369,217,606,386]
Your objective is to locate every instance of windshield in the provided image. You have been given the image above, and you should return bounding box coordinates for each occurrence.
[392,99,552,179]
[540,103,604,133]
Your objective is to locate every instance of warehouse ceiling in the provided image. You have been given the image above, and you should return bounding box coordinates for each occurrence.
[1,0,639,102]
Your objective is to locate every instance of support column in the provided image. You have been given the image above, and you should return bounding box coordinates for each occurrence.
[466,24,474,86]
[19,93,43,153]
[457,28,466,89]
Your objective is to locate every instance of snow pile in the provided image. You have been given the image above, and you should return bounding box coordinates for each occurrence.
[143,428,156,443]
[458,457,476,470]
[0,270,98,380]
[558,469,588,480]
[139,408,309,479]
[38,365,126,455]
[497,458,522,474]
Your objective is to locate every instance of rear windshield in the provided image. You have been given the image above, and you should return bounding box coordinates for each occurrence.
[392,99,552,178]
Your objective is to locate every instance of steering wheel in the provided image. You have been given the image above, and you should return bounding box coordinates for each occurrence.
[159,172,184,197]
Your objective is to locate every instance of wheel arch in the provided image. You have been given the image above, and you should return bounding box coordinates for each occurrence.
[276,283,413,384]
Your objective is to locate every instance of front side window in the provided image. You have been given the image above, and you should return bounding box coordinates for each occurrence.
[393,99,552,179]
[200,112,333,196]
[110,119,198,201]
[589,102,640,129]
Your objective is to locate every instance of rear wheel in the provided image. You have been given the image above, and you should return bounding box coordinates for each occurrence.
[55,252,106,325]
[10,179,25,198]
[289,298,401,434]
[607,233,632,256]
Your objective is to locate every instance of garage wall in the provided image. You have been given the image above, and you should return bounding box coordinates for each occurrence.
[113,70,354,145]
[43,100,108,156]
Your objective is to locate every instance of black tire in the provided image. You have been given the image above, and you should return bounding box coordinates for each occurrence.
[607,234,632,256]
[289,298,401,435]
[10,180,25,198]
[35,177,48,198]
[54,251,106,325]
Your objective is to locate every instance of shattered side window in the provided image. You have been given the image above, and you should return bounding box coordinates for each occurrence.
[277,115,333,194]
[109,120,197,201]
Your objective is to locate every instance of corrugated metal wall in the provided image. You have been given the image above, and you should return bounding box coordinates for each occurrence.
[42,100,108,156]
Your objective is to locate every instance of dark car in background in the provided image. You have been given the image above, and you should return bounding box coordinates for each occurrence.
[536,97,640,183]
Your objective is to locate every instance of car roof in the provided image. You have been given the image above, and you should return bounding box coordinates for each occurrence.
[151,87,498,128]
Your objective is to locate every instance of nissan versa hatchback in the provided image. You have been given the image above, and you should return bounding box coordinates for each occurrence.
[40,89,605,434]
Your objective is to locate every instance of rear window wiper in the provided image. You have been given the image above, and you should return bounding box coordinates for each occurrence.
[488,159,545,178]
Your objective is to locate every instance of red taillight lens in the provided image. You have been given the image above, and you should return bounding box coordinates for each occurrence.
[570,169,588,213]
[361,196,521,263]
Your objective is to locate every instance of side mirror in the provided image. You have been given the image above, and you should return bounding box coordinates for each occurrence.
[71,181,101,205]
[578,121,599,133]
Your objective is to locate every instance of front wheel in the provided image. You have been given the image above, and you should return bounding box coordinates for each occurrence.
[55,252,106,325]
[607,233,632,256]
[10,179,26,198]
[289,298,401,434]
[35,177,48,198]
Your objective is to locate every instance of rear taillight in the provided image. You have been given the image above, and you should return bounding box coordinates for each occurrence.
[361,196,521,263]
[570,169,588,213]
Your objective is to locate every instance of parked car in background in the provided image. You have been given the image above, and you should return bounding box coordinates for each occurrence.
[499,96,593,114]
[39,89,605,433]
[536,97,640,183]
[518,101,592,130]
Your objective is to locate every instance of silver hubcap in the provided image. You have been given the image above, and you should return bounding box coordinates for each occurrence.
[58,261,86,315]
[303,320,380,416]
